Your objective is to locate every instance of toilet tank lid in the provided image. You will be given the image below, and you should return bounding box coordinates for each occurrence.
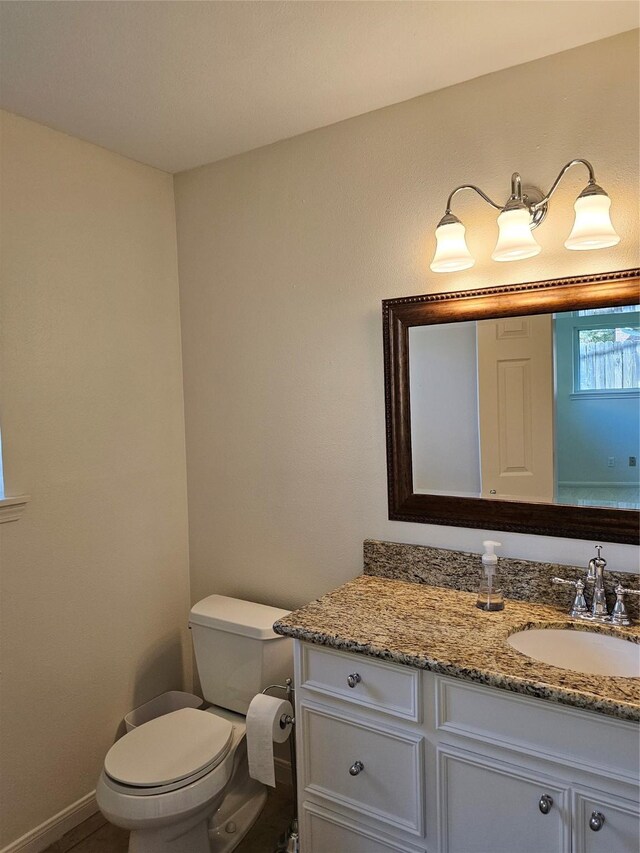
[189,594,290,640]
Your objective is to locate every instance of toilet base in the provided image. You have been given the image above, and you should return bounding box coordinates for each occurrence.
[128,803,214,853]
[209,777,267,852]
[125,783,267,853]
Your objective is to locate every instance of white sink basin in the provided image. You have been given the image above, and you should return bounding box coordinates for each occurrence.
[507,628,640,677]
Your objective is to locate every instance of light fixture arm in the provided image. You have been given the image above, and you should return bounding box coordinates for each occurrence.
[442,175,545,230]
[444,184,503,215]
[443,159,598,218]
[442,174,546,228]
[533,158,598,209]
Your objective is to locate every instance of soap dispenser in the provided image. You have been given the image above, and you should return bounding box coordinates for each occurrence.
[476,540,504,611]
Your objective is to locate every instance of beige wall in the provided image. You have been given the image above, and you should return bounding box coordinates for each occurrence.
[175,31,640,613]
[0,112,191,847]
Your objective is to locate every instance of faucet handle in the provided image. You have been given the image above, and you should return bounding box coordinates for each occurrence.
[552,577,588,616]
[616,586,640,595]
[552,576,584,589]
[610,584,639,626]
[587,545,607,580]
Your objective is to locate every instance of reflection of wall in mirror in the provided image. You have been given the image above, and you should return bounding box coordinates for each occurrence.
[409,323,480,496]
[555,308,640,508]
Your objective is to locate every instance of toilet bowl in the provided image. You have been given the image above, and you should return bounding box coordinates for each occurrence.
[97,707,267,853]
[96,595,292,853]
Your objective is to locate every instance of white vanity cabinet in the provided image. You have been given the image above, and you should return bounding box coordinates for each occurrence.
[293,641,640,853]
[572,789,640,853]
[300,703,424,837]
[437,746,570,853]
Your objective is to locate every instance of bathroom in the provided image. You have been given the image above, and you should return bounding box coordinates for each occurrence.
[0,2,638,852]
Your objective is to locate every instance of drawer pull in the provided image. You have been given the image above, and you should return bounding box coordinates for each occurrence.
[589,811,605,832]
[347,673,361,688]
[538,794,553,815]
[349,760,364,776]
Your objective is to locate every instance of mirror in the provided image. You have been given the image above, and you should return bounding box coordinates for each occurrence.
[409,304,639,508]
[383,269,640,543]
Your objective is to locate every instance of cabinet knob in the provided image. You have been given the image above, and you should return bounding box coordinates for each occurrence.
[538,794,553,815]
[349,760,364,776]
[347,673,361,688]
[589,811,605,832]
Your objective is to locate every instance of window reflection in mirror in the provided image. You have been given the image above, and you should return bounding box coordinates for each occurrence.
[409,304,640,510]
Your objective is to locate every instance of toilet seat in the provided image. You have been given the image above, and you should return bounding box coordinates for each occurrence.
[104,708,233,795]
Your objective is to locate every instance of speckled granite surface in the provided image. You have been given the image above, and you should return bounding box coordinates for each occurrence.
[274,575,640,721]
[363,539,640,622]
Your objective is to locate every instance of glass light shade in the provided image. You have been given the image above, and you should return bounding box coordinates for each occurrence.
[430,220,475,273]
[491,208,542,262]
[564,193,620,250]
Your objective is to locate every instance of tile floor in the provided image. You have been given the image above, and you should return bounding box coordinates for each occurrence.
[43,785,294,853]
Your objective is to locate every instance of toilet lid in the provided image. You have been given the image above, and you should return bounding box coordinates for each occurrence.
[104,708,233,787]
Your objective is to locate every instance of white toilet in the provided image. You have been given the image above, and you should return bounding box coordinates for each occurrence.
[96,595,292,853]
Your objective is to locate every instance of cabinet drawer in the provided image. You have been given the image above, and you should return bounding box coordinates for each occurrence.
[572,788,640,853]
[438,745,571,853]
[300,702,424,837]
[301,643,420,721]
[435,676,640,782]
[302,803,424,853]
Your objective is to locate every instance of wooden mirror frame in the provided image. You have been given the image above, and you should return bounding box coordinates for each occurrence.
[383,268,640,544]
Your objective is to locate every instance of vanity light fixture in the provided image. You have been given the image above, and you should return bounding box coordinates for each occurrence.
[430,159,620,273]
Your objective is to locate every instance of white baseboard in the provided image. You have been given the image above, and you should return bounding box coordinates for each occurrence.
[1,791,97,853]
[2,760,291,852]
[557,480,638,489]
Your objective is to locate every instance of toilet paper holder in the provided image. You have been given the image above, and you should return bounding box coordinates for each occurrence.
[262,677,299,853]
[279,712,294,729]
[262,677,295,728]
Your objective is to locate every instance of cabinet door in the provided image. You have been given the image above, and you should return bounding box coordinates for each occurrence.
[300,703,424,837]
[573,788,640,853]
[302,803,424,853]
[438,747,570,853]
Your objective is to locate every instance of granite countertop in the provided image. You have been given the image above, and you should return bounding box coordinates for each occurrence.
[273,575,640,722]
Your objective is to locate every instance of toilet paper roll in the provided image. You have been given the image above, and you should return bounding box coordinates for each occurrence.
[246,693,293,787]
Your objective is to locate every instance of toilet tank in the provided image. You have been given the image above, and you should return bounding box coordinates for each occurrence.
[189,595,292,714]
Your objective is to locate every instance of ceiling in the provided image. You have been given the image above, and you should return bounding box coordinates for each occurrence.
[1,1,638,173]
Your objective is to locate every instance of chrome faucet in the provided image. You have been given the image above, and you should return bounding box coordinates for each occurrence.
[611,583,640,626]
[586,545,609,622]
[552,545,639,625]
[551,575,590,619]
